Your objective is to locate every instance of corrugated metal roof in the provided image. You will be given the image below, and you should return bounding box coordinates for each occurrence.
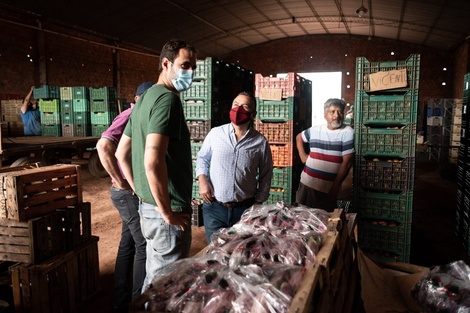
[0,0,469,57]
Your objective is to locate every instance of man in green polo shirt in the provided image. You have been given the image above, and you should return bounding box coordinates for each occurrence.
[116,39,197,292]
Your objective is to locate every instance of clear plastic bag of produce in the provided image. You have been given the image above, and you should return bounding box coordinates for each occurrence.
[239,202,330,233]
[411,260,470,313]
[140,253,306,312]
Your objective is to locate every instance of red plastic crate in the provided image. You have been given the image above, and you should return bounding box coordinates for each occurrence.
[270,143,300,167]
[255,72,304,98]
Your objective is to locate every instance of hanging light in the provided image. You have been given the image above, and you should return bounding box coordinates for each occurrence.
[356,0,368,17]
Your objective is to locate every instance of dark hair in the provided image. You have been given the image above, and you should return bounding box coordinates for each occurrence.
[238,91,257,110]
[158,39,197,71]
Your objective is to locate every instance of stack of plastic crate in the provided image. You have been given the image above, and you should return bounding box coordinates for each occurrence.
[90,87,118,136]
[254,72,312,205]
[67,86,90,137]
[181,57,254,226]
[353,54,420,263]
[456,72,470,254]
[34,85,61,136]
[449,99,463,164]
[426,98,458,162]
[60,87,74,136]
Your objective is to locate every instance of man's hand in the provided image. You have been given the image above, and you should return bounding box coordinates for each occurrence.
[160,210,192,231]
[198,175,214,203]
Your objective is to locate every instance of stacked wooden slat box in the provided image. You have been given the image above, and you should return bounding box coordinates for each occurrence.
[0,164,100,313]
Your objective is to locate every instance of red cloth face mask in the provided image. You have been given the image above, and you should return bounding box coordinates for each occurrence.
[230,106,252,125]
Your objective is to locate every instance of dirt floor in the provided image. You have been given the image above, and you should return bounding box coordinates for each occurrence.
[78,161,207,313]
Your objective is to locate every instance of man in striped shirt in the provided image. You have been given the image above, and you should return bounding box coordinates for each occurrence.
[296,98,355,211]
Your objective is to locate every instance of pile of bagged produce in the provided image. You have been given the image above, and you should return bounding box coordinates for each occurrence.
[140,202,331,312]
[412,260,470,312]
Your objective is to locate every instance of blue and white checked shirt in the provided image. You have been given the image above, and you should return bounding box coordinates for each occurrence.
[195,123,273,203]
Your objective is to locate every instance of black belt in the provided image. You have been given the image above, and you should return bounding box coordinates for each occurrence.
[216,197,255,208]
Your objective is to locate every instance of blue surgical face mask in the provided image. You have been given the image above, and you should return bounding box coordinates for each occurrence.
[171,67,194,92]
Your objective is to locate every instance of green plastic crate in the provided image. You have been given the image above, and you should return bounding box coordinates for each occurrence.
[61,112,74,124]
[34,85,60,99]
[60,100,73,115]
[41,124,61,136]
[190,57,233,82]
[265,188,294,205]
[39,99,61,112]
[60,87,73,100]
[74,112,91,125]
[72,86,89,99]
[89,87,116,101]
[73,99,90,112]
[191,141,203,160]
[271,165,302,189]
[192,180,201,199]
[40,112,60,124]
[91,124,110,137]
[91,100,118,112]
[182,99,224,121]
[90,111,117,125]
[256,97,301,122]
[357,219,411,263]
[353,188,413,224]
[353,156,415,191]
[354,124,417,158]
[74,123,91,136]
[355,54,420,92]
[355,90,418,125]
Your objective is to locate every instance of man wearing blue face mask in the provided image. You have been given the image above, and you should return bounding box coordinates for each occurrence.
[196,91,273,244]
[116,39,197,293]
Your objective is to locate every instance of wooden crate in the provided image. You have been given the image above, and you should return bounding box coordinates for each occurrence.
[289,209,355,313]
[10,236,100,313]
[0,164,83,221]
[0,202,92,264]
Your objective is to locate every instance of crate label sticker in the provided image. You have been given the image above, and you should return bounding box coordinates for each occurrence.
[259,88,282,101]
[369,69,407,91]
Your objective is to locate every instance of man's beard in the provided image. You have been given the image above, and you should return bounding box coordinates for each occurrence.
[329,120,343,129]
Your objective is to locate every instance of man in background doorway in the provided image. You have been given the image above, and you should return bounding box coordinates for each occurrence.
[295,98,355,211]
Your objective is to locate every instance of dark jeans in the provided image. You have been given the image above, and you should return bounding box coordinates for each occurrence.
[110,186,147,312]
[295,182,335,212]
[202,200,252,244]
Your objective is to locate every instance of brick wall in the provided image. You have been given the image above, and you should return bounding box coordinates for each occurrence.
[0,19,158,103]
[1,16,468,109]
[223,35,457,105]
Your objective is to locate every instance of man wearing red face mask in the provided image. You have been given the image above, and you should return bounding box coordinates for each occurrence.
[196,91,273,244]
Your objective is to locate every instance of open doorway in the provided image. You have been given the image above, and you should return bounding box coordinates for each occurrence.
[277,72,342,126]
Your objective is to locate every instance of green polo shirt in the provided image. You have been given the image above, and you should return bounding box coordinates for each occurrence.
[124,84,192,213]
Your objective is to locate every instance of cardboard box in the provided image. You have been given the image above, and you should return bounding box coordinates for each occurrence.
[358,248,428,313]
